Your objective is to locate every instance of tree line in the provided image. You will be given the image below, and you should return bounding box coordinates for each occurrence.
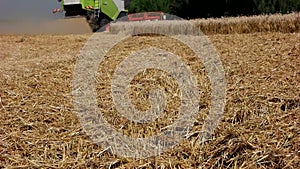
[129,0,300,18]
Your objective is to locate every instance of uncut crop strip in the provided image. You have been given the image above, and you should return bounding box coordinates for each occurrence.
[192,12,300,34]
[110,12,299,35]
[109,20,201,35]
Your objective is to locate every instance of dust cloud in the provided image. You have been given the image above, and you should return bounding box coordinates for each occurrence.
[0,18,92,34]
[0,0,92,34]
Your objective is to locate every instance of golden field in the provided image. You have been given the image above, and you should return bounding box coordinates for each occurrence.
[0,14,299,168]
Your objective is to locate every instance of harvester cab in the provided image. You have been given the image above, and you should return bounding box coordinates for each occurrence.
[54,0,129,32]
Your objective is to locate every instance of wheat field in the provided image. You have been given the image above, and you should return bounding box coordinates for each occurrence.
[0,14,299,168]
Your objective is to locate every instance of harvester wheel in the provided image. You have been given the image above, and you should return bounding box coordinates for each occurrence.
[87,13,100,32]
[99,17,110,32]
[90,23,100,32]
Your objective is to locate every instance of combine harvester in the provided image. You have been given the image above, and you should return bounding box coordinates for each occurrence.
[53,0,130,32]
[53,0,197,35]
[53,0,166,32]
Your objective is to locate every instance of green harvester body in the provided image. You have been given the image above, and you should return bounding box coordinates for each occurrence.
[60,0,129,31]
